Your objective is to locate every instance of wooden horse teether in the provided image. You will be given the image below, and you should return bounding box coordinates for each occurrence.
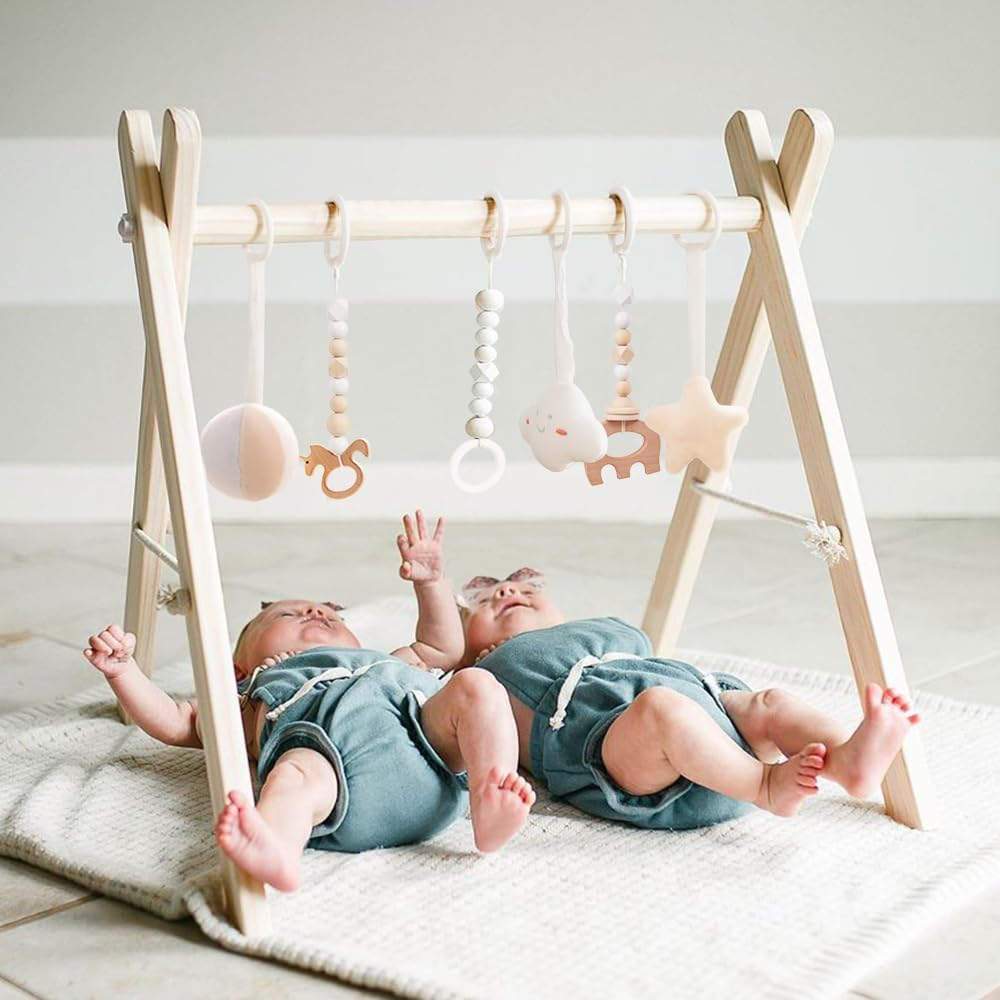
[302,194,369,499]
[584,187,661,486]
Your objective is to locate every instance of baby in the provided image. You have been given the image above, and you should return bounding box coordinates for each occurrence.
[84,512,535,892]
[458,569,920,829]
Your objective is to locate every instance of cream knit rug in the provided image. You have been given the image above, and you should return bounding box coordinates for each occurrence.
[2,599,999,1000]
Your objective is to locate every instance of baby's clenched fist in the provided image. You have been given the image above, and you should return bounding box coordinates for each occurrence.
[83,624,137,679]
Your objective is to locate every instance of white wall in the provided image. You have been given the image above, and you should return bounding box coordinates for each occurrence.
[1,1,998,520]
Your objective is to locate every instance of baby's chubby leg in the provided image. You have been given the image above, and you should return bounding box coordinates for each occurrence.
[720,683,920,799]
[421,669,536,852]
[215,747,338,892]
[601,688,825,818]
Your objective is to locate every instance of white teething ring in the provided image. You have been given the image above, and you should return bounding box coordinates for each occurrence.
[450,438,506,493]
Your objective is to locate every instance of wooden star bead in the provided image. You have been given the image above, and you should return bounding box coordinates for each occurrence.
[327,412,350,436]
[329,337,348,357]
[329,359,349,378]
[615,329,631,346]
[616,380,632,397]
[330,396,348,413]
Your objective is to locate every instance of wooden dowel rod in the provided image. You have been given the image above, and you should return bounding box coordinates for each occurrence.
[191,195,762,246]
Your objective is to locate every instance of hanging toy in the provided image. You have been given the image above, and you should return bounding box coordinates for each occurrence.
[301,194,370,500]
[520,189,607,472]
[644,191,748,474]
[450,190,509,493]
[584,186,661,486]
[200,199,299,501]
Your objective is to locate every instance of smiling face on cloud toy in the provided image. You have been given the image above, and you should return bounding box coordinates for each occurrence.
[520,383,608,472]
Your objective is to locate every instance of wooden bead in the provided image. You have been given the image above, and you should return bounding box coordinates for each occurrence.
[329,320,349,337]
[327,413,350,436]
[615,328,632,346]
[328,360,348,378]
[329,359,349,378]
[616,380,632,396]
[466,415,494,438]
[330,396,348,413]
[474,344,497,364]
[477,310,500,328]
[475,289,504,312]
[328,299,349,322]
[613,345,635,364]
[329,337,348,357]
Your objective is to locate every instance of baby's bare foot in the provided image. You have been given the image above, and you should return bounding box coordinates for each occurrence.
[214,790,300,892]
[826,684,920,798]
[469,767,536,853]
[755,742,826,817]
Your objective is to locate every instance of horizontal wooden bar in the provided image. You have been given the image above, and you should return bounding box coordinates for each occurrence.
[191,195,762,246]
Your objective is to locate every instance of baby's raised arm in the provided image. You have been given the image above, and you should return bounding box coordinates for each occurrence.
[392,511,465,670]
[84,625,201,748]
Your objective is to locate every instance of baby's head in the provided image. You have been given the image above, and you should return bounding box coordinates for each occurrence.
[460,568,565,666]
[233,599,360,677]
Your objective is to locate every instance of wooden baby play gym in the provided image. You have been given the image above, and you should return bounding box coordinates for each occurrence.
[116,106,936,934]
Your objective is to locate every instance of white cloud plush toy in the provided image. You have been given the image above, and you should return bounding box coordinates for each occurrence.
[520,383,609,472]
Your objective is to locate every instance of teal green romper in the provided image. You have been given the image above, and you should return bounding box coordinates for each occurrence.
[478,617,756,830]
[240,648,468,853]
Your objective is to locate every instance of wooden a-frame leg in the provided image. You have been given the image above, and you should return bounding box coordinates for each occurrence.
[642,109,833,652]
[118,108,270,933]
[725,110,936,830]
[123,109,203,703]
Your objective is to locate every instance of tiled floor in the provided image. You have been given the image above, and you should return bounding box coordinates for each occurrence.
[1,519,998,999]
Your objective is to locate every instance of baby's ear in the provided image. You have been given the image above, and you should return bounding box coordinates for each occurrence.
[260,600,273,611]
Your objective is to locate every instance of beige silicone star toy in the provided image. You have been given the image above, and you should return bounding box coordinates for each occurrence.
[646,190,748,476]
[645,375,747,473]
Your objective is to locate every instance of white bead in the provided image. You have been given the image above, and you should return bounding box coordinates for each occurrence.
[469,397,493,416]
[328,436,348,455]
[475,289,504,312]
[328,299,349,322]
[614,364,632,380]
[328,320,349,337]
[477,310,500,329]
[470,361,499,382]
[614,283,634,306]
[614,310,631,329]
[474,344,497,364]
[471,381,495,399]
[466,416,494,438]
[329,376,350,396]
[475,327,498,346]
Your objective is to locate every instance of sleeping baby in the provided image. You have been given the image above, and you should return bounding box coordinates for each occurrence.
[83,512,534,893]
[458,568,919,830]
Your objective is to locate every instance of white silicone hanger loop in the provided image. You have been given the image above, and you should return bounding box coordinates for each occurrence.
[608,186,636,255]
[674,190,722,251]
[548,189,572,255]
[324,195,351,280]
[481,191,508,261]
[246,199,274,262]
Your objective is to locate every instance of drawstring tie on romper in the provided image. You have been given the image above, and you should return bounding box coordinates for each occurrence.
[548,653,722,730]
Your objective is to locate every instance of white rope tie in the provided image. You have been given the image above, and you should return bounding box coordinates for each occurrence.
[132,526,180,575]
[263,659,396,721]
[549,652,644,730]
[691,481,849,565]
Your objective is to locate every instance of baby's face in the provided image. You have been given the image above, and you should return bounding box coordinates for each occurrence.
[236,599,360,673]
[463,577,565,664]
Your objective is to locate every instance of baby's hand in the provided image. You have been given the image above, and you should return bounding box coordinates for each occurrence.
[397,509,445,585]
[83,625,137,679]
[259,650,300,669]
